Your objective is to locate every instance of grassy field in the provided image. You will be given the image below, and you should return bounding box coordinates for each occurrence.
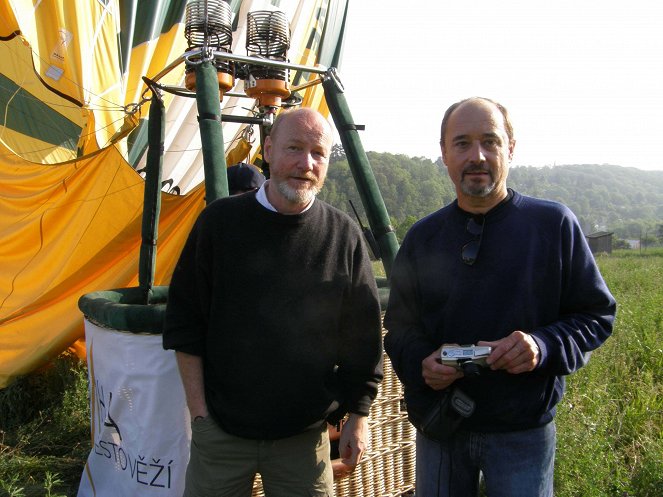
[1,249,662,496]
[554,249,663,497]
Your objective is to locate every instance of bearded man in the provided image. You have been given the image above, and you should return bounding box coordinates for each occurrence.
[384,97,616,497]
[164,108,383,497]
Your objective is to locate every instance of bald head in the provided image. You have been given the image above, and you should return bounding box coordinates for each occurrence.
[269,108,332,143]
[440,97,514,150]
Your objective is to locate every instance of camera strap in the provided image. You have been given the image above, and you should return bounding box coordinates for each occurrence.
[450,388,475,418]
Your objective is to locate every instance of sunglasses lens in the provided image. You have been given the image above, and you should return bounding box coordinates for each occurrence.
[466,218,484,236]
[461,239,480,265]
[462,217,484,265]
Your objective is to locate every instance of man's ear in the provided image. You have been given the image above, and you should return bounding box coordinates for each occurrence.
[508,139,516,162]
[263,136,272,163]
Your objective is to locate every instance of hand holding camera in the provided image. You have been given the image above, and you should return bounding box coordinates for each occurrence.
[476,331,541,374]
[440,344,492,377]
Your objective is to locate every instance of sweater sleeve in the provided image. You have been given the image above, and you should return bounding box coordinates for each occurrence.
[383,232,437,391]
[530,213,616,375]
[162,213,213,356]
[336,235,384,417]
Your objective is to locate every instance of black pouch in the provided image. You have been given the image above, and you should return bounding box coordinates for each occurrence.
[419,387,475,442]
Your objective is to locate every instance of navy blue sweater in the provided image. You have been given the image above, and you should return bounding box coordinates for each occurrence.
[384,191,616,432]
[163,193,383,439]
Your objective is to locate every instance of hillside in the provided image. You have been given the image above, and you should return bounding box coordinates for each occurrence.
[319,152,663,241]
[508,164,663,237]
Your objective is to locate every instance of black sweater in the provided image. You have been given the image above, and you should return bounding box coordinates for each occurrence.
[384,191,616,432]
[163,193,383,439]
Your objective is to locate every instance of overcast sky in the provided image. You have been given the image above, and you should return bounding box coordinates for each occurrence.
[336,0,663,171]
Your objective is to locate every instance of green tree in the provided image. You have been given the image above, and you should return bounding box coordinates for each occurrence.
[330,143,346,163]
[320,153,663,249]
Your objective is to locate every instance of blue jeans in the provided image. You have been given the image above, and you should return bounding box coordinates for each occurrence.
[415,423,556,497]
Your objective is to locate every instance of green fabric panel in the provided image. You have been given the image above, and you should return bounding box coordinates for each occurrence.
[318,0,348,68]
[327,0,348,68]
[118,0,187,73]
[120,0,187,158]
[127,119,149,167]
[78,286,169,334]
[290,0,347,87]
[118,0,137,76]
[0,74,81,150]
[131,0,187,47]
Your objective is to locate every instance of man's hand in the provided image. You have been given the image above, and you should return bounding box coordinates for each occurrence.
[479,331,540,374]
[175,351,209,419]
[422,348,464,390]
[338,414,368,467]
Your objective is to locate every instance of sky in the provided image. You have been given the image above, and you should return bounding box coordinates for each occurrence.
[336,0,663,171]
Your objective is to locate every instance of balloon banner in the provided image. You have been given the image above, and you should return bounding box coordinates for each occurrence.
[78,320,190,497]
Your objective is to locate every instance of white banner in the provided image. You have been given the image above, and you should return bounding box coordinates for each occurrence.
[77,320,190,497]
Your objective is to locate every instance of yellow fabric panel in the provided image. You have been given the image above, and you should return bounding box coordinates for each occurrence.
[75,108,101,156]
[9,0,93,105]
[0,3,187,161]
[0,126,77,164]
[0,144,205,387]
[291,21,329,117]
[299,71,328,116]
[226,137,253,166]
[0,35,88,163]
[4,1,128,152]
[0,2,19,37]
[291,17,324,70]
[125,23,187,111]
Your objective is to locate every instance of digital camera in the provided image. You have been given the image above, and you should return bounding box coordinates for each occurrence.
[440,345,492,376]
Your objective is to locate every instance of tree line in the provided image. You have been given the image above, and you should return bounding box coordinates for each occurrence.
[318,147,663,245]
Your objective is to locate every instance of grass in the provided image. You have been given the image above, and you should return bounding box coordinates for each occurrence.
[1,249,661,496]
[554,249,663,497]
[0,354,89,497]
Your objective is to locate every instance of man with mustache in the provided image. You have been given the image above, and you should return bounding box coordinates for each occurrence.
[163,108,383,497]
[383,97,616,497]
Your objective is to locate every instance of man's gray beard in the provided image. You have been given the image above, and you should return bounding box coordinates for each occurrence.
[276,180,322,205]
[461,179,496,197]
[460,168,496,197]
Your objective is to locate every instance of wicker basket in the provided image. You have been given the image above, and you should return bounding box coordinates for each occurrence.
[251,322,416,497]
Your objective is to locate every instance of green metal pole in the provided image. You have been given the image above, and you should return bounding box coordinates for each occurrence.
[195,61,228,203]
[322,69,399,277]
[138,93,165,304]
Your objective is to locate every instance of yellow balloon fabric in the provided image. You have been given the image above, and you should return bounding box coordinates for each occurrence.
[0,0,348,387]
[0,145,204,386]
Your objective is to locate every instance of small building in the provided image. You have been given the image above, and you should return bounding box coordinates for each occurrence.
[625,239,640,250]
[586,231,613,255]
